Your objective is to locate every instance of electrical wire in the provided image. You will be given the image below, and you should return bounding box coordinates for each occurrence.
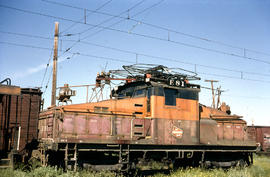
[81,0,164,39]
[75,0,145,36]
[198,72,270,83]
[0,41,51,50]
[52,0,146,60]
[1,3,269,65]
[40,47,54,88]
[2,40,270,107]
[200,90,270,100]
[59,0,113,35]
[57,0,146,56]
[3,40,270,85]
[1,34,270,78]
[43,68,53,94]
[0,30,52,40]
[42,0,270,57]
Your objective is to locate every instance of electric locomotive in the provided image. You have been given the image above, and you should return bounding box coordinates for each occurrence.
[36,64,256,171]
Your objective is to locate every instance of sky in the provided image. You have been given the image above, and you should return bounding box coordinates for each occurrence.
[0,0,270,126]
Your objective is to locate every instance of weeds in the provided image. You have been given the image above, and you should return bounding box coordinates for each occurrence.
[0,155,269,177]
[155,155,270,177]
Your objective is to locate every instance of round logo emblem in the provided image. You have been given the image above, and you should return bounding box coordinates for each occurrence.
[172,126,184,138]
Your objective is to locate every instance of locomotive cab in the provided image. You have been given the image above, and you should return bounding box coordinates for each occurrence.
[107,77,201,145]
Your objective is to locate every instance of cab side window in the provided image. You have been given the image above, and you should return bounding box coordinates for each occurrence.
[164,88,178,106]
[133,89,146,97]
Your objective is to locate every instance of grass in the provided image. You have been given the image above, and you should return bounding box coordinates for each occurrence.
[155,155,270,177]
[0,167,118,177]
[0,155,269,177]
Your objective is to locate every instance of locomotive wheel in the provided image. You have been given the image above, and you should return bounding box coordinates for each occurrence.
[236,159,247,168]
[28,150,42,168]
[31,150,41,159]
[29,149,48,168]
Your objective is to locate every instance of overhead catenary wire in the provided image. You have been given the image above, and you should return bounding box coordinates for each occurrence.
[60,0,164,59]
[75,0,146,36]
[1,40,270,84]
[200,91,270,100]
[59,0,114,35]
[72,40,270,78]
[0,4,269,65]
[0,31,55,89]
[54,0,146,59]
[42,0,270,57]
[1,31,270,79]
[80,0,165,40]
[0,41,51,50]
[57,0,148,56]
[198,71,270,83]
[0,30,52,40]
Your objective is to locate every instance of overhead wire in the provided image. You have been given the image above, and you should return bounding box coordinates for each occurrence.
[48,0,146,62]
[0,3,269,65]
[59,0,114,35]
[81,0,164,40]
[0,30,52,40]
[41,0,270,57]
[2,30,270,78]
[0,41,51,50]
[0,39,54,90]
[198,72,270,83]
[75,0,145,36]
[53,0,128,77]
[43,68,53,94]
[40,47,54,88]
[199,90,270,100]
[2,3,269,108]
[57,0,146,56]
[73,40,270,77]
[2,40,270,84]
[3,30,270,78]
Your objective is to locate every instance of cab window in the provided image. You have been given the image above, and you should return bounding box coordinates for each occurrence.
[164,88,177,106]
[133,89,146,97]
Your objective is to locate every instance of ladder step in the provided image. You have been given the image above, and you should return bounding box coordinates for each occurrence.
[121,162,129,164]
[0,160,11,166]
[0,166,12,168]
[1,159,11,161]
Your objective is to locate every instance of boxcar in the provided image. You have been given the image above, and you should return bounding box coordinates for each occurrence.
[247,126,270,153]
[0,83,42,167]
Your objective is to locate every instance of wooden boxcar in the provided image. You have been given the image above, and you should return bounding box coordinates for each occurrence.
[0,83,42,167]
[247,126,270,153]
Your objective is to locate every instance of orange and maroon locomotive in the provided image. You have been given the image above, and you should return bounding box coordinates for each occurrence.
[37,64,256,171]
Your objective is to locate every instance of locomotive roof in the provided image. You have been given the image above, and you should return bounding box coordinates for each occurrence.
[115,80,200,91]
[107,64,201,91]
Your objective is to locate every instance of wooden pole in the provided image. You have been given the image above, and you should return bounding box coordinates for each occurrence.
[51,22,59,106]
[205,80,218,108]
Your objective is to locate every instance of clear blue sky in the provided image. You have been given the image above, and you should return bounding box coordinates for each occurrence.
[0,0,270,125]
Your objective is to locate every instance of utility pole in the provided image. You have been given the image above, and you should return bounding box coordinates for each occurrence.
[205,80,218,108]
[51,22,59,106]
[216,86,222,109]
